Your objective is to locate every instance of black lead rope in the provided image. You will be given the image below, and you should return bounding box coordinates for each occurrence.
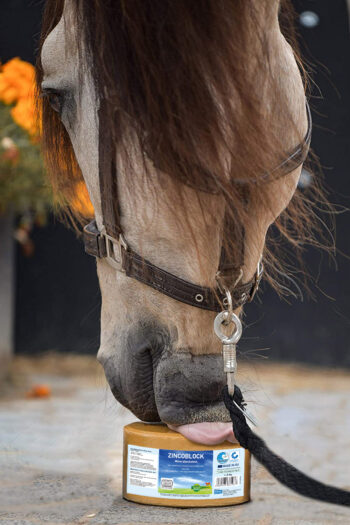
[222,385,350,507]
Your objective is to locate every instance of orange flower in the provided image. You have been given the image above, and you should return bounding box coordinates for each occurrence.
[0,57,35,104]
[71,181,95,217]
[11,97,37,136]
[0,58,39,136]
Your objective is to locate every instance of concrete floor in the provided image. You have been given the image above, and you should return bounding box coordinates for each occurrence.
[1,355,350,524]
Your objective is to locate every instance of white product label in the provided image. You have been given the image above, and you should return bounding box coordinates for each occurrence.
[126,445,245,499]
[127,445,159,497]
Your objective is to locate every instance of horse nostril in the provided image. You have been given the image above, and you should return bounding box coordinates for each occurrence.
[153,350,229,425]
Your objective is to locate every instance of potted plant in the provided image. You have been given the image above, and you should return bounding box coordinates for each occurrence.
[0,58,93,379]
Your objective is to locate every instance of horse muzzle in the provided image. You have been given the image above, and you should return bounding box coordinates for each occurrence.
[98,321,231,426]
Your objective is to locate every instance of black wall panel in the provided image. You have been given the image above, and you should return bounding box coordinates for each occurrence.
[0,0,44,65]
[15,220,101,354]
[241,0,350,366]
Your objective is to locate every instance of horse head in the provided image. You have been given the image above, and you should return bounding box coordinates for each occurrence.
[38,0,310,444]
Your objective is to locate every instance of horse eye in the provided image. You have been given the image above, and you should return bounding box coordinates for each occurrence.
[42,90,63,114]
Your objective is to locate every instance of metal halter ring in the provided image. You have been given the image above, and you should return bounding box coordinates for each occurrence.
[214,311,242,345]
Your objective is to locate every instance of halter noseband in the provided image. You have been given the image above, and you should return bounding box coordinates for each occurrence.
[83,100,311,311]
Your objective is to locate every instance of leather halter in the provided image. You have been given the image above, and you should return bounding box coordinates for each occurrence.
[83,101,311,312]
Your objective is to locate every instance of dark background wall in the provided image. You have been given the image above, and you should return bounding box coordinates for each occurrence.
[0,0,44,64]
[1,0,350,365]
[244,0,350,366]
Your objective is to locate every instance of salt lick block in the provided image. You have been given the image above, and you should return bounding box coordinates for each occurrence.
[123,422,250,507]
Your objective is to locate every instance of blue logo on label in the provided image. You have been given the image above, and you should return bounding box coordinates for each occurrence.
[217,452,229,464]
[231,451,239,460]
[214,489,223,494]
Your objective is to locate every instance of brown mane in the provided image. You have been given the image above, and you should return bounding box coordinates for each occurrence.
[36,0,333,295]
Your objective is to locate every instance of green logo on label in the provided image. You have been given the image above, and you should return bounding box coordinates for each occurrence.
[191,482,211,492]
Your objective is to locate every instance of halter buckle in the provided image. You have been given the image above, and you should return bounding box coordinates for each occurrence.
[100,227,127,272]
